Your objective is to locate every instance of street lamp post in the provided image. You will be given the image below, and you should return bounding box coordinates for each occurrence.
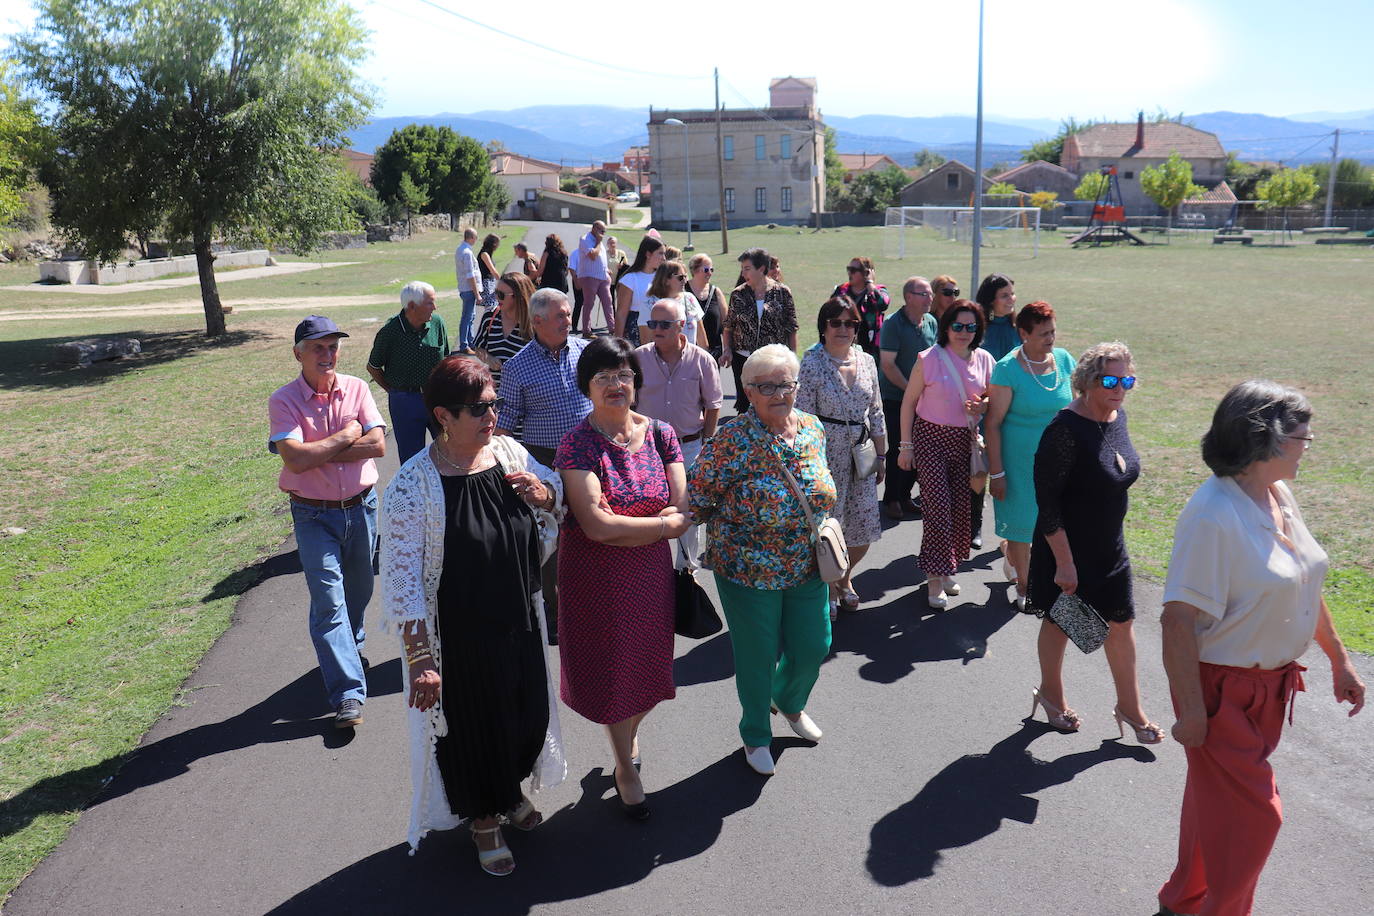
[663,118,694,251]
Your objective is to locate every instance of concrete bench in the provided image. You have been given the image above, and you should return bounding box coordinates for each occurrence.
[1213,235,1253,245]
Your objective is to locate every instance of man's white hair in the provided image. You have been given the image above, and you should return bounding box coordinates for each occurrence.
[529,287,569,316]
[741,344,799,384]
[649,295,684,322]
[400,281,435,308]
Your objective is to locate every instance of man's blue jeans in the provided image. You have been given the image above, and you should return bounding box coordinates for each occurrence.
[388,389,438,465]
[290,491,376,707]
[458,289,478,350]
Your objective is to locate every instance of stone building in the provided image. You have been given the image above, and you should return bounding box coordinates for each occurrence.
[1062,115,1227,212]
[647,76,827,230]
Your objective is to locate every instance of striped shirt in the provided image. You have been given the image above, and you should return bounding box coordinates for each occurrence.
[496,334,592,448]
[473,310,529,379]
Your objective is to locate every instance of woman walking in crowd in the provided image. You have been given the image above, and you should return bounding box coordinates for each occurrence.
[720,247,799,414]
[831,256,890,359]
[796,296,886,618]
[687,253,727,361]
[643,259,708,350]
[555,337,689,821]
[930,275,960,324]
[1155,380,1364,916]
[1024,342,1161,743]
[614,235,666,347]
[984,301,1074,610]
[537,234,570,294]
[381,356,566,874]
[976,273,1018,360]
[478,233,501,312]
[691,344,837,777]
[473,272,535,383]
[897,301,995,609]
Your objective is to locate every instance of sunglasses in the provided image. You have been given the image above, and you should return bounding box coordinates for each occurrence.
[644,319,680,330]
[949,321,978,333]
[748,381,798,396]
[1282,433,1314,450]
[847,265,865,273]
[699,265,714,274]
[1099,375,1137,390]
[670,273,687,281]
[494,290,508,300]
[591,370,636,387]
[827,319,862,330]
[940,287,959,296]
[450,397,504,418]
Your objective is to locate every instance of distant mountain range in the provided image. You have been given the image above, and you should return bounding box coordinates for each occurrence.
[348,106,1374,166]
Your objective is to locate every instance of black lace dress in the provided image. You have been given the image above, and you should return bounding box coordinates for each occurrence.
[1025,408,1140,621]
[432,466,549,819]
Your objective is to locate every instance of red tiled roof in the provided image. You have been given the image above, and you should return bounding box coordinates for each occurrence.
[1184,180,1237,204]
[490,152,561,175]
[991,160,1076,182]
[838,153,900,172]
[1067,122,1225,159]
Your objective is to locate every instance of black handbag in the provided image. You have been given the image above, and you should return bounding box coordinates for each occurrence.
[674,567,722,639]
[1048,592,1109,654]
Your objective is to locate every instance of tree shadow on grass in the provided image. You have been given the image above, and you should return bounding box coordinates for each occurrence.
[866,722,1157,885]
[0,328,273,391]
[265,743,803,914]
[0,661,400,841]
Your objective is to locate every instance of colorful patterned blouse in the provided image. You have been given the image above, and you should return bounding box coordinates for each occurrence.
[689,409,837,589]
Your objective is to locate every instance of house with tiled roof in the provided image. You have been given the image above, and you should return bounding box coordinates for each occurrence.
[1062,114,1227,212]
[489,151,561,220]
[339,149,374,186]
[838,153,902,184]
[897,160,992,208]
[990,160,1078,200]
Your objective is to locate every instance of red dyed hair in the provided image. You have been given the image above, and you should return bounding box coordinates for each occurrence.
[1015,300,1055,333]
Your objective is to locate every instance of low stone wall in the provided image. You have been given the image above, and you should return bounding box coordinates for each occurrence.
[39,249,271,285]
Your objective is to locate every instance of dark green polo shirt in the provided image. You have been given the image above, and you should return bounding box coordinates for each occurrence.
[878,306,938,402]
[367,310,450,390]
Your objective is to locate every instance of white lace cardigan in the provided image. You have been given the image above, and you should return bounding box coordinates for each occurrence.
[379,436,568,853]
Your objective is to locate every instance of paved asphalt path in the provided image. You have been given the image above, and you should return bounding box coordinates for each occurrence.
[9,241,1373,914]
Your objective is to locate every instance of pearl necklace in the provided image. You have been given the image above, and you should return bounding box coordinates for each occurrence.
[1020,348,1060,392]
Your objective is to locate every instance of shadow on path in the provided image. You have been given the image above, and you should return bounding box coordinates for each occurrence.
[866,722,1156,885]
[203,548,302,603]
[0,662,401,840]
[673,631,734,688]
[266,744,806,914]
[828,593,1018,683]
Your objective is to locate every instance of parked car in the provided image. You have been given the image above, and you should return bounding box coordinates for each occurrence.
[615,191,640,204]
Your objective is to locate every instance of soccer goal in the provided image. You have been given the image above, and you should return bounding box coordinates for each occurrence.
[884,206,1043,259]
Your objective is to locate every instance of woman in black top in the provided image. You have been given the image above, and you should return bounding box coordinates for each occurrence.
[1025,342,1162,744]
[478,233,501,311]
[720,247,798,413]
[687,252,727,359]
[537,234,569,292]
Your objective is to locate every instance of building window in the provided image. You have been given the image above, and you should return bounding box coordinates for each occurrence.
[946,172,960,191]
[781,187,792,212]
[723,136,733,160]
[524,188,538,201]
[755,187,766,212]
[724,188,735,213]
[780,134,792,159]
[755,135,766,160]
[1123,170,1134,180]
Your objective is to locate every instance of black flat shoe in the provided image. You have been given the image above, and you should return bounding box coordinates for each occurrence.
[611,769,650,821]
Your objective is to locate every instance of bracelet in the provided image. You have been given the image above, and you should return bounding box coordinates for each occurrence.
[989,471,1006,479]
[407,652,433,666]
[658,517,666,540]
[898,444,914,452]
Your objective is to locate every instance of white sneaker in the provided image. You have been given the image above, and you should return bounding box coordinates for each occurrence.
[744,745,775,775]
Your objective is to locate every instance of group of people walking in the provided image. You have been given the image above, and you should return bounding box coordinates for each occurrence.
[266,223,1364,915]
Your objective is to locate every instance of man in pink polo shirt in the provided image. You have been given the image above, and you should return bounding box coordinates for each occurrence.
[268,316,386,728]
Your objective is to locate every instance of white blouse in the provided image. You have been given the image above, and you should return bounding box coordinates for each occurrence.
[1163,475,1329,669]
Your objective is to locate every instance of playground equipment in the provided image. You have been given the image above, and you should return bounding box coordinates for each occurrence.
[1067,166,1146,247]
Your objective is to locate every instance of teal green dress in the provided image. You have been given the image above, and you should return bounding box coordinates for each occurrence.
[990,347,1075,542]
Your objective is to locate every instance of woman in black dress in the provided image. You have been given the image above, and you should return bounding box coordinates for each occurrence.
[381,356,566,874]
[536,233,570,293]
[1024,341,1163,743]
[687,252,727,360]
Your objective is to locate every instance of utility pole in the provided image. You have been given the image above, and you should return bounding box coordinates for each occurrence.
[716,67,728,254]
[1322,128,1340,227]
[971,0,985,287]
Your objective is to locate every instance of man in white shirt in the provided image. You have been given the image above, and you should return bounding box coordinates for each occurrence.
[453,227,481,352]
[575,220,612,336]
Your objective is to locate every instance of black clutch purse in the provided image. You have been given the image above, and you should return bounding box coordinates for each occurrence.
[1048,592,1109,654]
[674,568,722,639]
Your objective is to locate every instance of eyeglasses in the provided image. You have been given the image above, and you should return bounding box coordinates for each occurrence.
[827,319,862,330]
[1282,433,1314,450]
[908,290,932,299]
[748,381,798,396]
[847,265,864,273]
[644,319,680,330]
[494,290,508,301]
[449,397,504,418]
[1099,375,1137,390]
[670,274,687,281]
[949,321,978,333]
[591,370,636,387]
[940,287,959,296]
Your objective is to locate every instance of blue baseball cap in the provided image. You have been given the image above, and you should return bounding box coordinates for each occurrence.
[294,315,349,343]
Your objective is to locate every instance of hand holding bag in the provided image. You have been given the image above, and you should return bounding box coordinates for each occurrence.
[1048,592,1109,654]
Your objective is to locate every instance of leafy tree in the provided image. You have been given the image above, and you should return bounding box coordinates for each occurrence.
[17,0,371,337]
[394,173,428,222]
[914,148,945,170]
[1304,158,1374,209]
[1257,167,1319,237]
[437,133,493,215]
[0,66,44,229]
[371,126,500,219]
[846,165,909,213]
[823,126,844,203]
[1224,152,1273,200]
[475,178,510,221]
[341,171,386,225]
[1073,171,1109,201]
[559,175,580,193]
[1029,191,1059,212]
[1140,151,1205,225]
[1021,117,1094,165]
[986,181,1018,197]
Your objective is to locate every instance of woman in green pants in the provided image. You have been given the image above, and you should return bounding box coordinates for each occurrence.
[690,344,838,777]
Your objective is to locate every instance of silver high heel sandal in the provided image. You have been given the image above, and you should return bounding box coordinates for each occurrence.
[1114,707,1165,745]
[1030,687,1081,732]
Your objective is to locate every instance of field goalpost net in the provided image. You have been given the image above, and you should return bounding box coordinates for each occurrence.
[884,206,1043,259]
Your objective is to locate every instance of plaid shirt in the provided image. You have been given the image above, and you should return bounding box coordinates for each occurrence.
[496,334,592,448]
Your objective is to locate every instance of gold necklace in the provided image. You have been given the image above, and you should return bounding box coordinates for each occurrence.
[433,443,486,472]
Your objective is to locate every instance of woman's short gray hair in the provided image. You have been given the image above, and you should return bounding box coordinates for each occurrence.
[400,281,435,308]
[528,287,569,317]
[1071,341,1135,395]
[741,344,800,384]
[1201,379,1312,477]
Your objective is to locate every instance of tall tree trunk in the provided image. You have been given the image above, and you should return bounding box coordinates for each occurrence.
[194,236,226,337]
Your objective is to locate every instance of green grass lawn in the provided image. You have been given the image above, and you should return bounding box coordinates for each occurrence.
[1,223,1371,902]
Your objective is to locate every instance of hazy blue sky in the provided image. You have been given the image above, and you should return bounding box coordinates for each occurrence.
[3,0,1369,123]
